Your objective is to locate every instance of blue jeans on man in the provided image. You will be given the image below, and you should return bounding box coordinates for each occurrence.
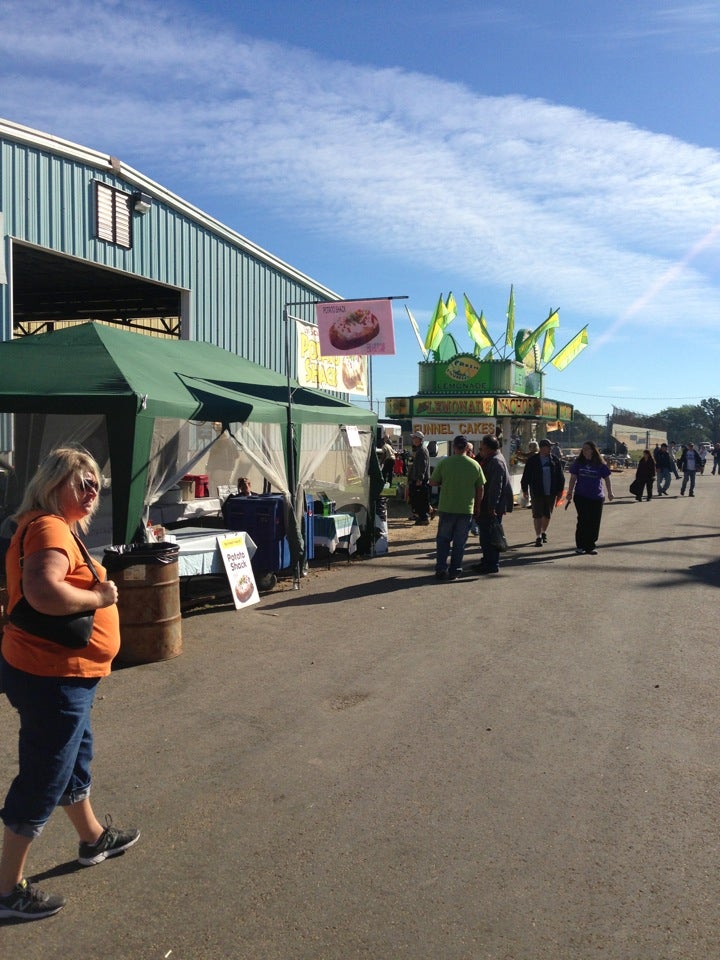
[435,513,473,576]
[656,467,678,495]
[681,470,697,496]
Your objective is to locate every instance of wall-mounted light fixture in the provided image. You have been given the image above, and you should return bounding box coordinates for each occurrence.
[132,191,152,214]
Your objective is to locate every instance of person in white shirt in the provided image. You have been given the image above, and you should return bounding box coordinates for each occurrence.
[679,443,700,497]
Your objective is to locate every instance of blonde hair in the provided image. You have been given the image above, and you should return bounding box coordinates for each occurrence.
[13,446,101,533]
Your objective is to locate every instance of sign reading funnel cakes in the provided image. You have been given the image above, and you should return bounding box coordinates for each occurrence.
[329,309,380,351]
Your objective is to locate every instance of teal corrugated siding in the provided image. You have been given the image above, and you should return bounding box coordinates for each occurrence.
[0,125,336,376]
[0,120,348,452]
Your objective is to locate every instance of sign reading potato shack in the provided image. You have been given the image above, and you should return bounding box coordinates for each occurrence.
[316,298,395,356]
[218,533,259,611]
[296,319,368,396]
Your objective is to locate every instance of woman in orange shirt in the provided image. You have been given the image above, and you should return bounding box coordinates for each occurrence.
[0,447,140,921]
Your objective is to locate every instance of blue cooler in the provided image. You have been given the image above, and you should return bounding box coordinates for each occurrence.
[222,494,290,573]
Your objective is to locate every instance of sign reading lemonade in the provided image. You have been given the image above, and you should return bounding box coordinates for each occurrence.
[418,356,528,394]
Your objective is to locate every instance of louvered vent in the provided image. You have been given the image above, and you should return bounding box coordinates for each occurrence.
[95,182,131,248]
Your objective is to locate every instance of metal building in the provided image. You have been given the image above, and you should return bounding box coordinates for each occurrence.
[0,117,342,452]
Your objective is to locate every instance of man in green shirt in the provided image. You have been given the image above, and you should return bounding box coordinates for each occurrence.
[429,436,485,580]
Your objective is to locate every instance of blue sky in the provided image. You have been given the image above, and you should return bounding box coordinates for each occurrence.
[1,0,719,421]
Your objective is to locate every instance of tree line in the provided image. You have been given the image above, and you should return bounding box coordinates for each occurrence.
[612,399,720,445]
[545,398,720,451]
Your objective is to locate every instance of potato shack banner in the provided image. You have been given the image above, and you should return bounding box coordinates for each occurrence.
[316,298,395,357]
[296,319,368,396]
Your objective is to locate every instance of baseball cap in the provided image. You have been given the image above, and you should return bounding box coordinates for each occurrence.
[412,431,424,439]
[539,439,552,448]
[453,435,469,448]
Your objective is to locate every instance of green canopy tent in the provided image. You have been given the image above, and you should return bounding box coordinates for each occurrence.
[0,323,378,557]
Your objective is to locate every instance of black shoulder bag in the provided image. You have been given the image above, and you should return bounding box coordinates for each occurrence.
[7,518,100,649]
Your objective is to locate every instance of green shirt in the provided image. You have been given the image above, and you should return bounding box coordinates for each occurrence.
[431,455,485,514]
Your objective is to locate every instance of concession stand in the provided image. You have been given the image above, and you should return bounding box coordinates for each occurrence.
[386,291,585,492]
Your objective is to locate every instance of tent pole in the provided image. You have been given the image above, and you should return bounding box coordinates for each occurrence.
[369,356,376,558]
[283,303,301,590]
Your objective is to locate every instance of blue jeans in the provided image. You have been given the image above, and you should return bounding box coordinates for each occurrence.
[681,470,697,495]
[0,656,99,838]
[436,513,473,574]
[656,468,677,494]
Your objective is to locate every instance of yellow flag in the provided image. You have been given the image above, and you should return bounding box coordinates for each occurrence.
[464,293,493,350]
[504,285,515,349]
[550,326,589,370]
[445,292,458,324]
[424,294,449,352]
[517,309,560,361]
[540,327,556,364]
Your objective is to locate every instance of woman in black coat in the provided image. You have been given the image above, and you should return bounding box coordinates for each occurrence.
[633,449,656,501]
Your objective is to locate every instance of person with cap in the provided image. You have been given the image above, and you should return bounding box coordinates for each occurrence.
[407,431,431,525]
[429,435,485,580]
[653,442,679,496]
[520,439,565,546]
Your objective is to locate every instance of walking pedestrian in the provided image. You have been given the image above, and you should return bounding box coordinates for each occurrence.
[654,443,679,496]
[565,440,614,555]
[0,446,140,921]
[520,439,565,545]
[679,442,701,497]
[632,450,656,501]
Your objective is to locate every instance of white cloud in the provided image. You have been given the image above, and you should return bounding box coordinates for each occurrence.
[1,0,719,340]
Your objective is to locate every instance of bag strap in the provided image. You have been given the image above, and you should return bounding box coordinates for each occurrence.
[16,515,101,596]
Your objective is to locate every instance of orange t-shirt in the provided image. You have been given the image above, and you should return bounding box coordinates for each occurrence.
[2,511,120,677]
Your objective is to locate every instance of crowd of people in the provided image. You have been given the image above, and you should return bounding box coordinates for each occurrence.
[392,432,710,578]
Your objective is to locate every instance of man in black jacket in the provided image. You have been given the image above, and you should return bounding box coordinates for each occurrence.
[474,435,511,574]
[407,432,430,525]
[653,443,679,496]
[520,439,565,547]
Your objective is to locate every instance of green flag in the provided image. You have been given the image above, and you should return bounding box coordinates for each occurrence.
[516,309,560,361]
[504,285,515,349]
[550,326,589,370]
[464,294,493,350]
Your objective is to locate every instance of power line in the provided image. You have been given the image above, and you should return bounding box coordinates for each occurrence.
[552,389,708,402]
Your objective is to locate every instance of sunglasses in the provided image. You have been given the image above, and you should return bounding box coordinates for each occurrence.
[77,477,100,494]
